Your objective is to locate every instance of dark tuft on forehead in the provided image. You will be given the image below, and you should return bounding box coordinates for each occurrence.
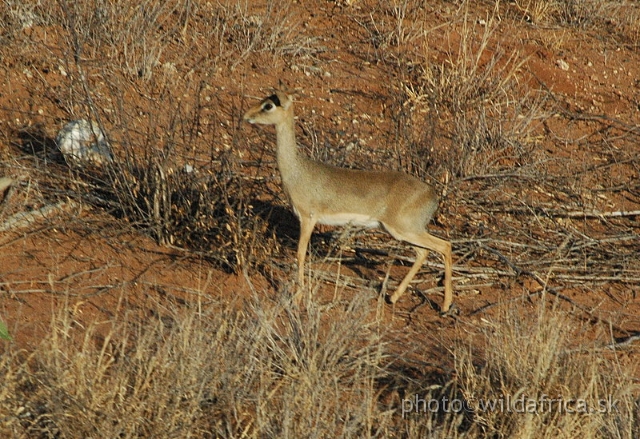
[267,94,281,107]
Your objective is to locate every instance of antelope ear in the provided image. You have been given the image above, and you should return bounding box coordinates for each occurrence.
[275,80,301,102]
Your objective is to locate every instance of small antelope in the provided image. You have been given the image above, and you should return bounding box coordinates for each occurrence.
[243,86,453,312]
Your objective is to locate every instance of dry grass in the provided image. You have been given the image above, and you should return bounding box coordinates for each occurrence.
[0,285,636,438]
[351,2,547,185]
[393,9,541,180]
[509,0,640,45]
[459,303,637,437]
[359,0,639,314]
[0,288,388,438]
[398,299,638,438]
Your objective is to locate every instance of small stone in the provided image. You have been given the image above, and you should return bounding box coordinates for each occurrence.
[556,59,569,71]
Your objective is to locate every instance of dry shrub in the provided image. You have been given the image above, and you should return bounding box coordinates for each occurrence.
[249,291,388,437]
[208,0,322,69]
[363,0,429,50]
[107,160,279,272]
[0,1,40,39]
[457,304,638,438]
[1,0,320,273]
[514,0,618,27]
[3,0,321,79]
[398,302,638,438]
[513,0,559,24]
[0,290,389,438]
[511,0,640,45]
[390,7,545,181]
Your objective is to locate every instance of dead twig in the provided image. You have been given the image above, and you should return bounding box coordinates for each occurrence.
[604,332,640,350]
[0,200,80,234]
[485,206,640,219]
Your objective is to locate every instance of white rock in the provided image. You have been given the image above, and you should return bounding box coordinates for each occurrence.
[56,119,113,165]
[556,59,570,71]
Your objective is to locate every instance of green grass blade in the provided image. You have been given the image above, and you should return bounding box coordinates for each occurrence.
[0,320,11,340]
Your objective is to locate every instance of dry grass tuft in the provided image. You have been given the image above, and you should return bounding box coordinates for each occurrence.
[456,304,638,438]
[0,290,390,438]
[511,0,640,44]
[390,7,543,181]
[399,300,638,438]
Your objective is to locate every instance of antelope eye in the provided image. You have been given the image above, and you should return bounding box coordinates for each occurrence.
[263,103,273,111]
